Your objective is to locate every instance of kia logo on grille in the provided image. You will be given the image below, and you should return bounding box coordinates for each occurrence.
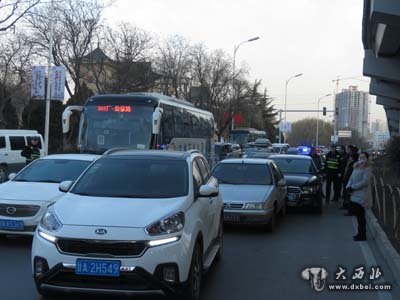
[6,207,16,215]
[95,228,107,235]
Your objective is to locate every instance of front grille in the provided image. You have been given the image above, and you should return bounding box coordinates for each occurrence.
[287,186,301,194]
[0,204,40,217]
[223,203,244,209]
[57,239,147,257]
[47,269,155,291]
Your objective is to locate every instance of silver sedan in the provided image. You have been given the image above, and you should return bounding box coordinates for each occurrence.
[212,159,287,231]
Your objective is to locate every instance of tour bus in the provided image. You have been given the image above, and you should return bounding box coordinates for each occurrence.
[62,93,215,163]
[230,127,267,147]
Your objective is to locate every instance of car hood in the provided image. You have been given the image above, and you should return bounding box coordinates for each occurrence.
[54,193,187,228]
[0,181,61,202]
[219,184,273,203]
[284,174,317,187]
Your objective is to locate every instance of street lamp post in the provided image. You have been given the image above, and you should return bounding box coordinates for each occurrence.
[316,93,332,147]
[281,73,303,143]
[231,36,260,131]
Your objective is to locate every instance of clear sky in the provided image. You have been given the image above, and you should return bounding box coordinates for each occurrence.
[104,0,385,123]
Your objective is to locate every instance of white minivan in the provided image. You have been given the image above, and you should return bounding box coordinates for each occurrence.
[0,130,45,182]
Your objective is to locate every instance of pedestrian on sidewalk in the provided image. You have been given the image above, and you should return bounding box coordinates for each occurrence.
[342,151,359,214]
[346,152,372,241]
[325,145,341,203]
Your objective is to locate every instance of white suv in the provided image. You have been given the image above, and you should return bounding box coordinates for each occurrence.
[32,150,223,300]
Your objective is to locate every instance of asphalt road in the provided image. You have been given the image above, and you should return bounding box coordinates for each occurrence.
[1,203,399,300]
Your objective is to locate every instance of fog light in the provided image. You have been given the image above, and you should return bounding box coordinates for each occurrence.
[34,257,49,277]
[163,266,177,283]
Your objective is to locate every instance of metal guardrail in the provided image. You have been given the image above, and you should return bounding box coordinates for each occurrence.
[371,174,400,244]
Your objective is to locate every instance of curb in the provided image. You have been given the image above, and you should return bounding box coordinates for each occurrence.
[366,209,400,283]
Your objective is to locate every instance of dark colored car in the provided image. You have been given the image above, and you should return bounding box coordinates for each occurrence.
[269,154,323,214]
[215,142,241,163]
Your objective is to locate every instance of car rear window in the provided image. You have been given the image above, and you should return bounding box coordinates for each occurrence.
[13,159,91,183]
[271,157,315,174]
[212,163,272,185]
[71,157,188,198]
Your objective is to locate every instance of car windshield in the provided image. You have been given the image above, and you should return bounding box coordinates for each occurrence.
[13,159,91,183]
[271,157,316,174]
[71,157,188,198]
[212,163,272,185]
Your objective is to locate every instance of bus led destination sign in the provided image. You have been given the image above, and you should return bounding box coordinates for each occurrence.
[97,105,132,113]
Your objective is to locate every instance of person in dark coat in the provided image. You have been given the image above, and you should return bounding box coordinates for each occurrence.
[324,145,341,203]
[342,151,359,214]
[21,137,41,165]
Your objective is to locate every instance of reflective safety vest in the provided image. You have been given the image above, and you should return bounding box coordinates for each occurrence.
[326,153,340,172]
[26,148,41,163]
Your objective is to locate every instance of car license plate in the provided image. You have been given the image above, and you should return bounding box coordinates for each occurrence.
[224,214,240,222]
[0,219,24,231]
[75,259,121,277]
[288,193,298,202]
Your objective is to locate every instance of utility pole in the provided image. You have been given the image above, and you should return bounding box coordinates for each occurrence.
[44,0,55,156]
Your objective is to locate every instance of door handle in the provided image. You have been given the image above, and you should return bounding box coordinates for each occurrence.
[4,154,8,156]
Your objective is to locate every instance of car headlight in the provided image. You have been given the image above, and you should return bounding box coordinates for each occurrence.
[244,202,265,210]
[40,206,63,232]
[302,186,318,194]
[146,212,185,236]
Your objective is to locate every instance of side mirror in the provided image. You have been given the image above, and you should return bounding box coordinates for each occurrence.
[62,106,83,134]
[152,107,163,135]
[8,173,16,181]
[199,184,219,197]
[59,180,74,193]
[277,178,286,186]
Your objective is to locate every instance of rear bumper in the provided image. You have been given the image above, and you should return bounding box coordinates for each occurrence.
[223,209,274,224]
[34,262,176,296]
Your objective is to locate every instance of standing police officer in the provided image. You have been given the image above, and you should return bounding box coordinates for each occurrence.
[325,145,341,203]
[21,137,41,165]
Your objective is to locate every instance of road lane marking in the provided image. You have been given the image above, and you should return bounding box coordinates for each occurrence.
[352,218,394,300]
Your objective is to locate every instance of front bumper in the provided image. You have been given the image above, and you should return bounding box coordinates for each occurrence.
[223,208,274,224]
[34,261,176,296]
[32,228,192,295]
[287,192,320,208]
[0,201,48,236]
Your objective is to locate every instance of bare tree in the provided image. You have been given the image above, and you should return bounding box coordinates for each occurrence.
[97,22,155,93]
[0,33,34,127]
[155,35,193,98]
[25,0,106,98]
[0,0,40,32]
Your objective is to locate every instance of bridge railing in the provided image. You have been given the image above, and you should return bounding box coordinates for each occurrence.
[371,173,400,248]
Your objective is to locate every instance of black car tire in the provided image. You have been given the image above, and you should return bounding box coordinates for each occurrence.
[0,165,8,183]
[178,243,203,300]
[266,209,276,232]
[36,285,58,299]
[312,192,323,214]
[280,201,287,217]
[215,218,223,262]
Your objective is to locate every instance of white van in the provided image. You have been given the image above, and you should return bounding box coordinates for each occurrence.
[0,130,45,182]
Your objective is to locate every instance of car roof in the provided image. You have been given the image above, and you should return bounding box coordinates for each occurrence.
[104,150,196,160]
[41,154,100,161]
[218,158,271,165]
[269,154,312,160]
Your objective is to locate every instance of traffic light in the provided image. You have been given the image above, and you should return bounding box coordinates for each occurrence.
[322,107,327,116]
[335,107,339,115]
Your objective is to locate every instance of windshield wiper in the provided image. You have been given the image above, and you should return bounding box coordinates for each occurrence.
[36,180,60,183]
[13,179,29,182]
[71,191,91,196]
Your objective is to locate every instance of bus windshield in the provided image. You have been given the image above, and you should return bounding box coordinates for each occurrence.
[79,103,154,153]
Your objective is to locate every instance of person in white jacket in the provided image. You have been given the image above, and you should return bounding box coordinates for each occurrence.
[346,152,372,241]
